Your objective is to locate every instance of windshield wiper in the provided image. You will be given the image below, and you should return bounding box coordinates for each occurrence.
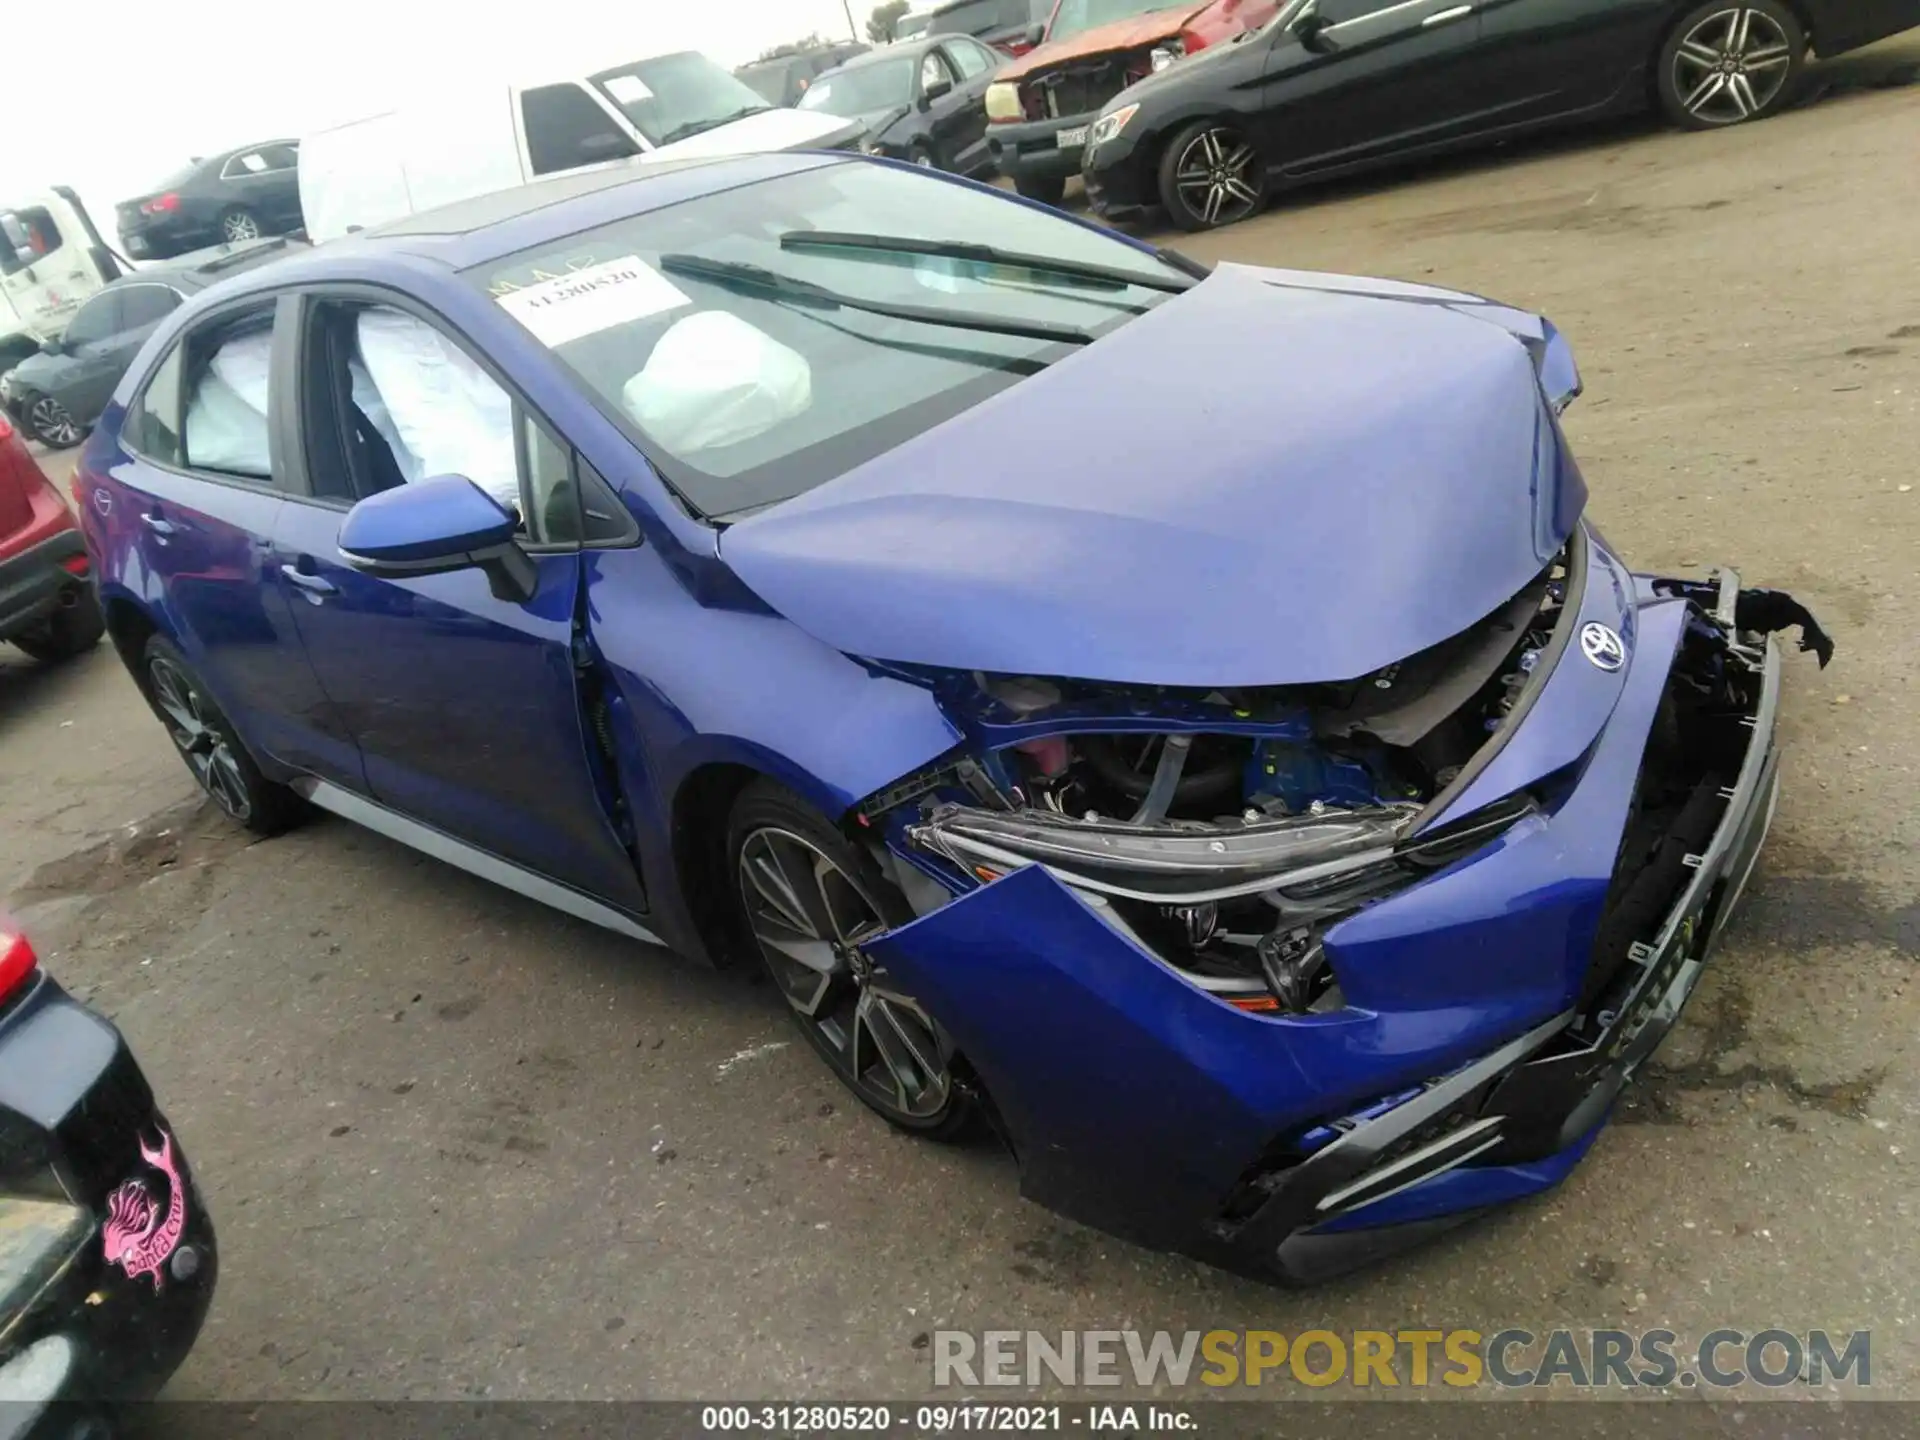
[656,253,1096,346]
[657,104,772,145]
[779,230,1200,294]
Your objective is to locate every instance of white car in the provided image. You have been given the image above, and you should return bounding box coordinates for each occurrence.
[298,51,865,243]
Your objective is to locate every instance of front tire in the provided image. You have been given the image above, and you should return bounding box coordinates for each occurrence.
[1157,120,1266,231]
[727,779,976,1140]
[12,587,105,662]
[141,635,305,836]
[1657,1,1804,130]
[908,143,939,170]
[1013,174,1066,206]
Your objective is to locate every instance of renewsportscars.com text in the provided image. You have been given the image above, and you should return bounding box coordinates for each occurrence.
[933,1328,1871,1390]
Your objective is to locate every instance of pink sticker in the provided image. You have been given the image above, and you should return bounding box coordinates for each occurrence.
[102,1126,187,1290]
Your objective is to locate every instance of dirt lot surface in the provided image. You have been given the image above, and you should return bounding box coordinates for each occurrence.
[3,43,1917,1405]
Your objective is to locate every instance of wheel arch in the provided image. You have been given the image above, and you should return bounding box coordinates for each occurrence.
[102,590,168,693]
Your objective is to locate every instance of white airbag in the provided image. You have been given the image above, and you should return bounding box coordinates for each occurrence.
[621,310,810,456]
[356,309,517,507]
[183,328,273,476]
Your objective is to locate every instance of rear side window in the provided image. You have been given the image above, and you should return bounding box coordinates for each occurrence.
[62,292,125,345]
[520,85,639,177]
[947,40,998,77]
[180,307,277,481]
[125,346,187,467]
[119,286,182,330]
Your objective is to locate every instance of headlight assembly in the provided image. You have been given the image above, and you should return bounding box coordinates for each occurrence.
[1149,39,1185,71]
[1089,103,1141,148]
[985,82,1024,122]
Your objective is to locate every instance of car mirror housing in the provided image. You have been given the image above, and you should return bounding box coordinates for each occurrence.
[921,77,953,107]
[1288,0,1339,51]
[338,474,536,602]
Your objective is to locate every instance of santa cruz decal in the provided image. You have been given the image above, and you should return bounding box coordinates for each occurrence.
[103,1126,187,1289]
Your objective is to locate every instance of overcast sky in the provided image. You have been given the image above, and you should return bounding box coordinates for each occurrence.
[1,0,873,223]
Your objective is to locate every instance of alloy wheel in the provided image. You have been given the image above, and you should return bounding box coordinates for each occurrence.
[148,656,253,822]
[223,210,261,242]
[27,396,81,448]
[1172,127,1261,227]
[1672,8,1794,124]
[737,826,953,1122]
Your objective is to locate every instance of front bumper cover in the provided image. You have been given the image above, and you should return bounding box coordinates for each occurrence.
[868,566,1806,1283]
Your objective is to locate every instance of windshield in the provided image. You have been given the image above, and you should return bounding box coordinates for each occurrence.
[1047,0,1175,42]
[798,58,916,115]
[471,161,1187,519]
[588,53,772,147]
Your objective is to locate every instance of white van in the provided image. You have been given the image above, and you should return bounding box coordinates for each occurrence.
[0,187,123,378]
[298,51,865,243]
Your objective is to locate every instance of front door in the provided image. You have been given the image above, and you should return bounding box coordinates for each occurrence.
[270,292,649,914]
[1254,0,1491,177]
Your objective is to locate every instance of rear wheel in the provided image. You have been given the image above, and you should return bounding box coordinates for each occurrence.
[1657,1,1804,129]
[141,636,305,835]
[23,394,83,449]
[728,779,977,1140]
[908,143,939,170]
[1158,120,1265,231]
[1013,174,1066,206]
[11,587,105,662]
[220,207,262,243]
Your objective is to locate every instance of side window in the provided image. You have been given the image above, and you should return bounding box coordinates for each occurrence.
[125,345,187,467]
[0,207,64,275]
[225,151,271,178]
[920,50,956,92]
[1319,0,1404,22]
[62,292,124,346]
[260,144,300,172]
[518,418,636,548]
[181,308,276,481]
[119,287,182,331]
[521,85,640,177]
[948,41,995,78]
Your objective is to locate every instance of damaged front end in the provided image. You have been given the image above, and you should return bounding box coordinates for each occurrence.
[845,523,1832,1279]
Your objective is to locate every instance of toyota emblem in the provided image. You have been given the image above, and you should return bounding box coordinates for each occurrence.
[1580,622,1626,672]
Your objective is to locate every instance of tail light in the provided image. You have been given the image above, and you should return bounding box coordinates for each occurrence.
[141,193,181,216]
[0,929,39,1003]
[0,415,12,442]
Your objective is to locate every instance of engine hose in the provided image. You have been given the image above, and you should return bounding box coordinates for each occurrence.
[1130,734,1191,825]
[1085,734,1243,809]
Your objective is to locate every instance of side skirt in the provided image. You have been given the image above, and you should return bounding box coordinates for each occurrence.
[290,777,665,947]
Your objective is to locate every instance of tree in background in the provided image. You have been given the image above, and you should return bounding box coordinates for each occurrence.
[867,0,910,42]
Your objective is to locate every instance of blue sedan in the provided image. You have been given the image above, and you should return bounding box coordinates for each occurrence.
[73,153,1832,1282]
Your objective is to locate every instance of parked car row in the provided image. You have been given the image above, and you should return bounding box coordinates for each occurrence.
[115,141,306,259]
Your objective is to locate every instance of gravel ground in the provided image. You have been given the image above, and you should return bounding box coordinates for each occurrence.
[2,41,1916,1405]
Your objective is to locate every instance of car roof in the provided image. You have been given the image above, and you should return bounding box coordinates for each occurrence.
[831,37,947,68]
[122,237,309,289]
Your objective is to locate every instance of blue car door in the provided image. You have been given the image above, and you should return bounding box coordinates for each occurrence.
[265,289,649,915]
[106,291,359,783]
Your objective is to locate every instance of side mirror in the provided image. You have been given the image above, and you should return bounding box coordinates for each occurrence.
[1289,0,1338,51]
[338,475,537,603]
[921,77,954,106]
[1024,21,1046,45]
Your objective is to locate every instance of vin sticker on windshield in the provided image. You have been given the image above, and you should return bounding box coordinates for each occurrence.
[496,255,690,347]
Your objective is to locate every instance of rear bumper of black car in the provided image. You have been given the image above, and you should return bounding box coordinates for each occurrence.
[0,530,88,642]
[0,975,217,1406]
[116,214,215,261]
[988,116,1096,185]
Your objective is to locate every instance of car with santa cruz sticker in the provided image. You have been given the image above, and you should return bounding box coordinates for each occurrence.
[0,918,217,1416]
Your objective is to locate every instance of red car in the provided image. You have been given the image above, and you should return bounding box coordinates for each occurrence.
[0,412,104,663]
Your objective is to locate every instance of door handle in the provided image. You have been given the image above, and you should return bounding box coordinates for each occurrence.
[1422,4,1474,22]
[280,563,339,600]
[140,512,179,537]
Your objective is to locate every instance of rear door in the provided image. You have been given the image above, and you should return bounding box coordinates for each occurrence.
[220,143,306,232]
[1470,0,1670,120]
[1252,0,1490,176]
[108,293,354,780]
[266,289,649,913]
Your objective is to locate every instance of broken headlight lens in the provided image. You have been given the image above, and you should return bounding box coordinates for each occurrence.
[1089,103,1142,148]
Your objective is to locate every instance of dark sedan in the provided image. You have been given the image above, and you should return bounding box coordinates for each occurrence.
[735,43,871,106]
[0,918,217,1415]
[115,141,305,259]
[798,36,1004,173]
[2,239,301,449]
[1083,0,1920,228]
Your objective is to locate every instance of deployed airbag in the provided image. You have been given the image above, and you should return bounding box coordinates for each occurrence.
[621,310,811,455]
[355,309,517,508]
[183,328,272,477]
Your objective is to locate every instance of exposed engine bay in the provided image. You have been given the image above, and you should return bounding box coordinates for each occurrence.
[859,546,1576,1014]
[859,542,1834,1021]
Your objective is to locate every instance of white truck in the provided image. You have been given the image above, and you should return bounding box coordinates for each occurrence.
[0,187,123,382]
[298,51,864,244]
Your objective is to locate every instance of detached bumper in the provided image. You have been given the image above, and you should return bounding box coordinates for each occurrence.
[0,976,217,1400]
[869,564,1806,1283]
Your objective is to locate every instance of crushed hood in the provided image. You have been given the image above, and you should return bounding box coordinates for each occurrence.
[719,262,1586,689]
[996,4,1212,79]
